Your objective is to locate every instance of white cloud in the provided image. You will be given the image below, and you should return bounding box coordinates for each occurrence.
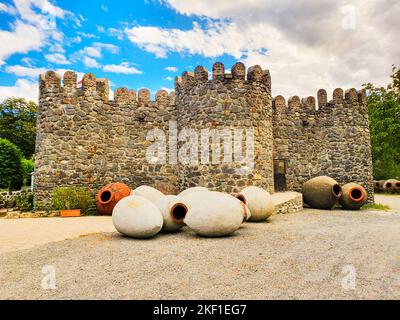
[71,42,119,67]
[126,0,400,97]
[103,62,142,74]
[0,79,38,102]
[93,42,119,54]
[5,65,84,81]
[73,42,119,59]
[0,2,17,14]
[45,53,70,65]
[109,27,124,40]
[5,65,46,78]
[164,76,174,81]
[0,20,45,65]
[83,56,100,68]
[97,25,105,33]
[126,22,246,58]
[165,66,178,72]
[13,0,68,26]
[0,0,78,65]
[49,43,65,53]
[21,57,34,66]
[70,33,80,42]
[77,31,98,39]
[84,46,102,58]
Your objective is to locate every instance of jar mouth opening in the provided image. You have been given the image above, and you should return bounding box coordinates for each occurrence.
[170,202,188,224]
[99,190,113,204]
[332,184,342,198]
[236,193,247,204]
[349,187,365,202]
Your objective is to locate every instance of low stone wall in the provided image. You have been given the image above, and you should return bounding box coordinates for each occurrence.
[272,192,303,215]
[0,189,33,209]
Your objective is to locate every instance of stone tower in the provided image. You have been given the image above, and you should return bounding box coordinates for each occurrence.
[175,62,274,194]
[272,88,374,203]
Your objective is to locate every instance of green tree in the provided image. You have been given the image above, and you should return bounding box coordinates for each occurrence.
[0,97,37,158]
[0,138,23,190]
[365,65,400,179]
[21,158,35,187]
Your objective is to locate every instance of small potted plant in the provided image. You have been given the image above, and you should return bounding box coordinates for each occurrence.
[51,186,93,217]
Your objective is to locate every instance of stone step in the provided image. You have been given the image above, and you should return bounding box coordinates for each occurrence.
[272,191,303,215]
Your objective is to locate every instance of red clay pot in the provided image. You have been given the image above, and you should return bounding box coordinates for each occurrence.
[96,182,131,215]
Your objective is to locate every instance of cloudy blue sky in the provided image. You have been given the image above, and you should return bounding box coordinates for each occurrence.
[0,0,399,102]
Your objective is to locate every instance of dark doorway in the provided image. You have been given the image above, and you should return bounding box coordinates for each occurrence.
[274,159,287,192]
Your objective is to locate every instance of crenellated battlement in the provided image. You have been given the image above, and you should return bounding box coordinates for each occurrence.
[272,88,367,114]
[175,62,271,90]
[39,70,175,107]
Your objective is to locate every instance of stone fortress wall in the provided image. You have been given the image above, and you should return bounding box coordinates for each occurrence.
[272,88,374,203]
[34,71,178,208]
[34,61,374,207]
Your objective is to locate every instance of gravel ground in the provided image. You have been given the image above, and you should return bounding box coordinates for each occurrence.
[0,196,399,300]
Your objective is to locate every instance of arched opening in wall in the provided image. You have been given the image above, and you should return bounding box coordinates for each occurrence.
[274,159,287,192]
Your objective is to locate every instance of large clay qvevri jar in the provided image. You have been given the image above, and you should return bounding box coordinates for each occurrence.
[112,195,163,238]
[236,186,274,221]
[339,183,367,210]
[96,182,131,215]
[395,180,400,194]
[302,176,342,209]
[132,185,164,203]
[182,192,244,237]
[155,195,187,232]
[383,179,399,194]
[374,180,385,193]
[178,186,209,197]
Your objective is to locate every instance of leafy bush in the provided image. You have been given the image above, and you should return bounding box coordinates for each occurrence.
[15,192,34,211]
[51,186,94,214]
[21,158,35,186]
[0,97,37,158]
[366,65,400,179]
[0,138,23,190]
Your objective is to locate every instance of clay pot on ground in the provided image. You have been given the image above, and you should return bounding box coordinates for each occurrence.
[132,185,164,203]
[112,195,163,238]
[383,179,398,194]
[374,180,383,192]
[182,192,244,237]
[339,183,367,210]
[96,182,131,215]
[155,195,187,232]
[395,180,400,194]
[236,186,274,221]
[302,176,342,209]
[178,186,209,197]
[180,190,250,222]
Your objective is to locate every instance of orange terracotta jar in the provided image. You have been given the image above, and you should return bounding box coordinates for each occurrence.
[96,182,131,215]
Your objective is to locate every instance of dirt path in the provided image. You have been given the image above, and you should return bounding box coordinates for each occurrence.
[0,196,399,300]
[0,216,114,254]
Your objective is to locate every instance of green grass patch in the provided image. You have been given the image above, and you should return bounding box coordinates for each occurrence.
[361,203,391,211]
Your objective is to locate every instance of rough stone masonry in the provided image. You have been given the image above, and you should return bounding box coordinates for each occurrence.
[33,62,374,208]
